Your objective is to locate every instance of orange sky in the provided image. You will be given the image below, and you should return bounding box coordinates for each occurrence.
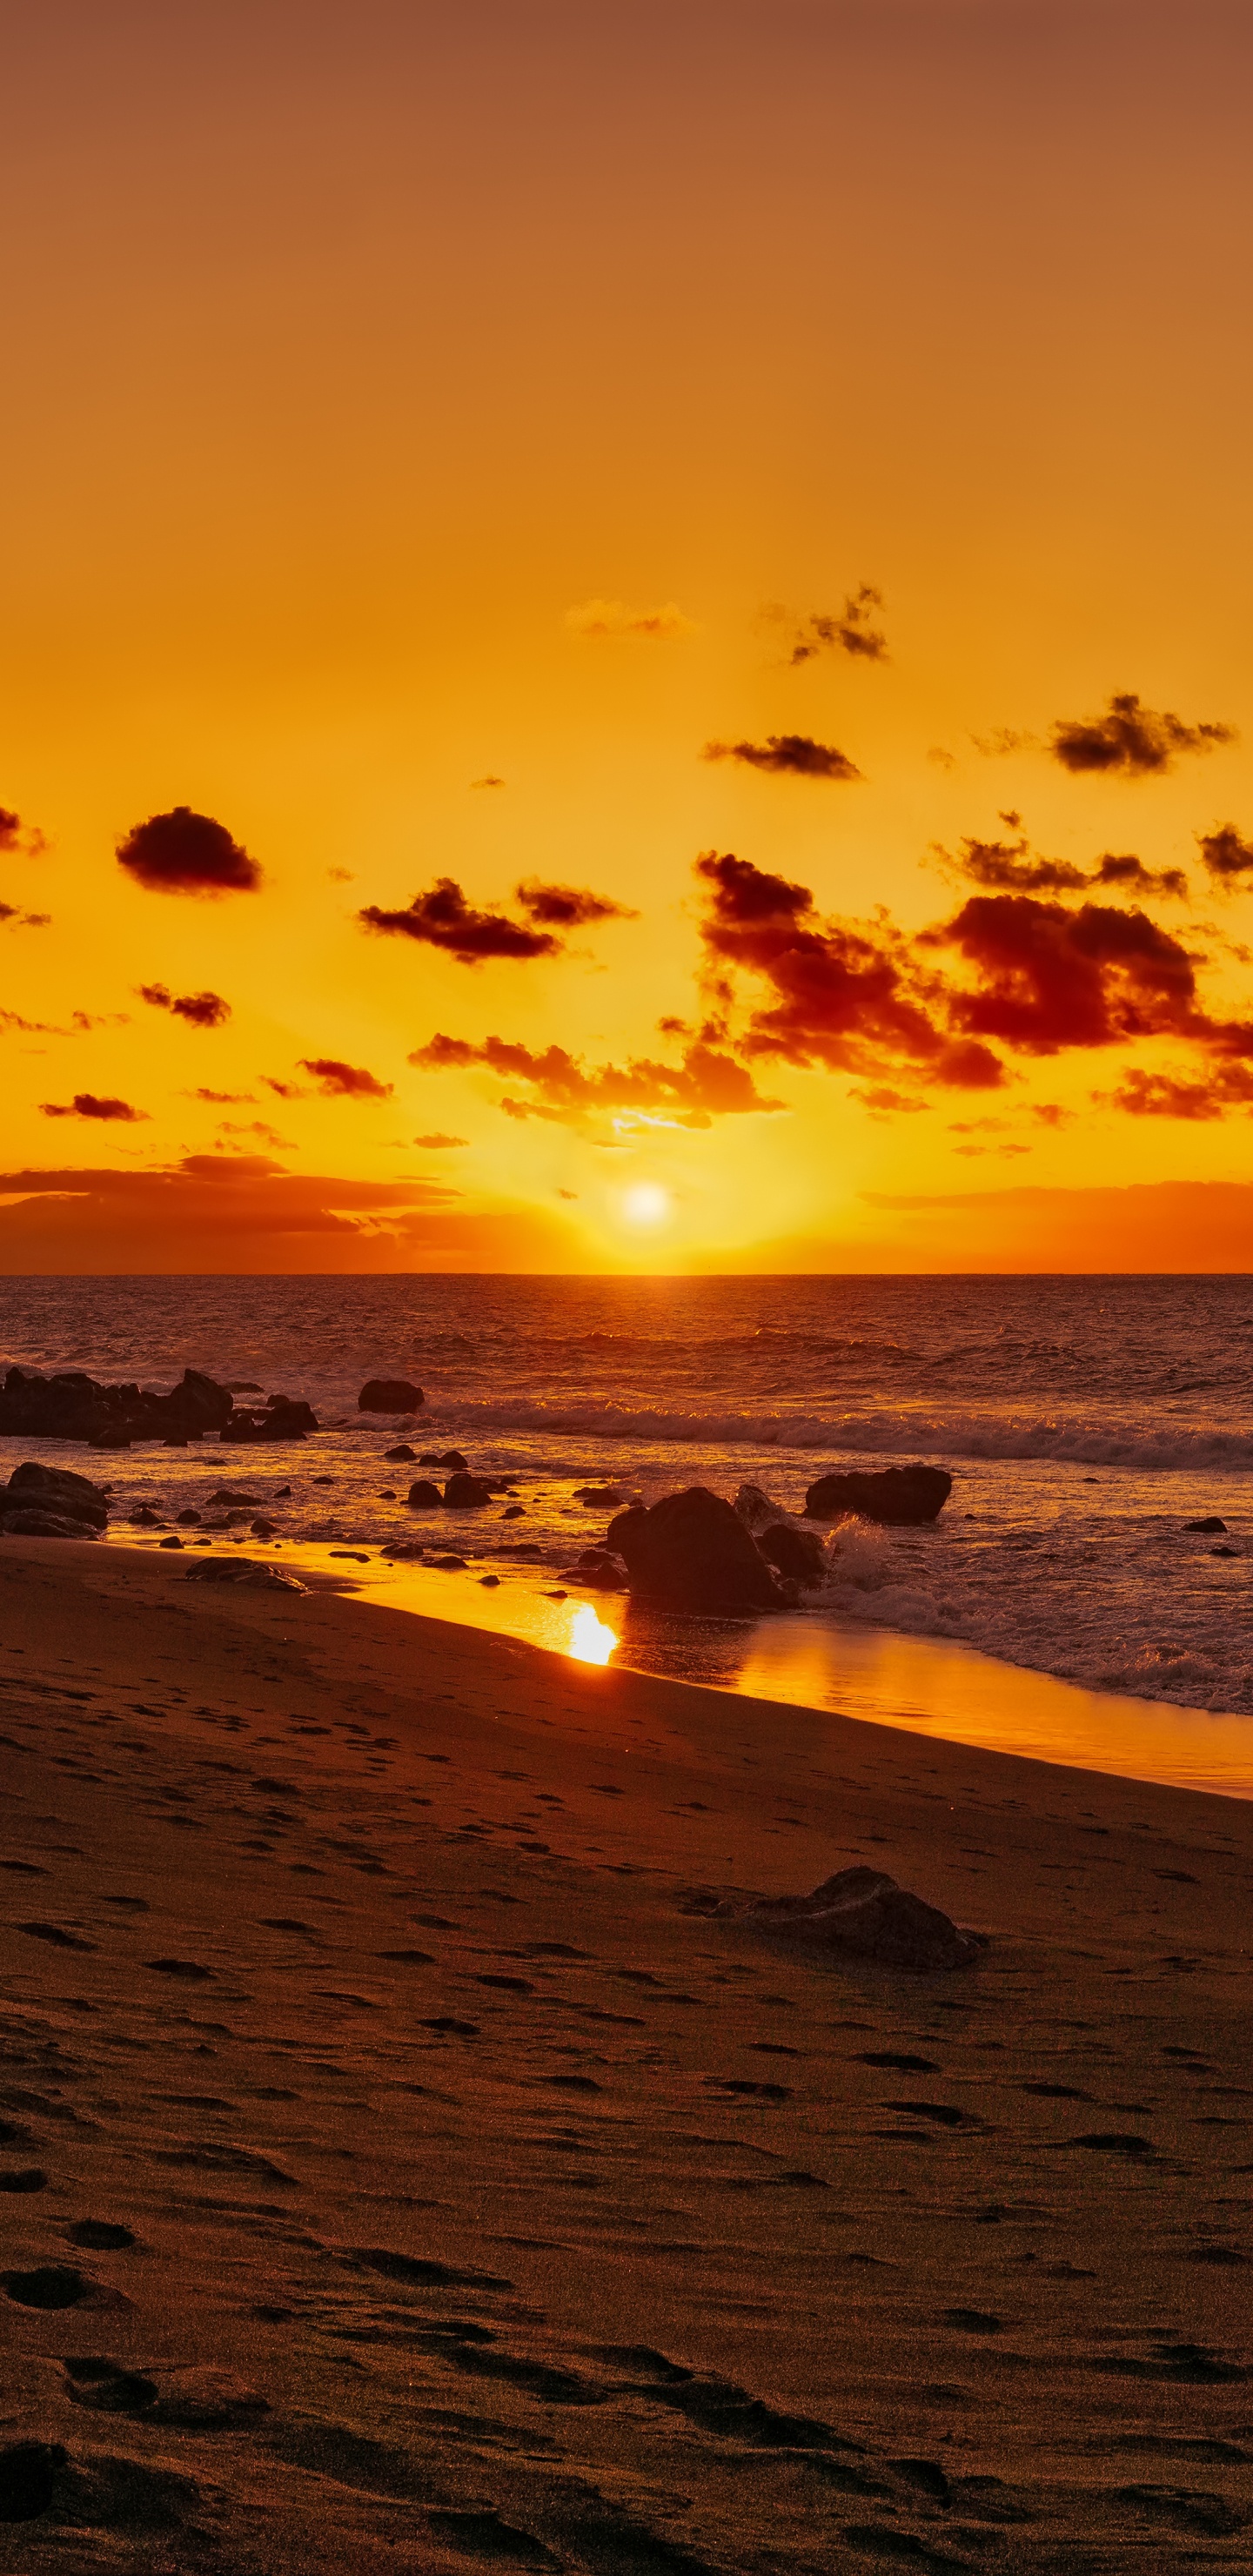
[3,1,1251,1272]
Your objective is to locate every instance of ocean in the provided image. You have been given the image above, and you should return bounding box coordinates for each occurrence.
[2,1273,1251,1781]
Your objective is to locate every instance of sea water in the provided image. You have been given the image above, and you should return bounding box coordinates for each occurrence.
[1,1274,1250,1782]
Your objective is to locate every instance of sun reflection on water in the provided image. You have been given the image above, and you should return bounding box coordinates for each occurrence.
[568,1601,619,1665]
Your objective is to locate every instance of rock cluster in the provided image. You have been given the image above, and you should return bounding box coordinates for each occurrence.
[0,1365,318,1449]
[724,1865,979,1971]
[0,1462,111,1541]
[606,1487,789,1614]
[804,1464,951,1524]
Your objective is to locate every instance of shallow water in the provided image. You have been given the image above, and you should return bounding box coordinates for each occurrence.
[1,1272,1250,1781]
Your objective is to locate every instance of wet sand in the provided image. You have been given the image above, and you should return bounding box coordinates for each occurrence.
[2,1536,1252,2573]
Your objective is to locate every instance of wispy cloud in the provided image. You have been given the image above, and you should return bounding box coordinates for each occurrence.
[297,1057,394,1099]
[0,805,49,858]
[703,735,861,781]
[40,1092,149,1123]
[565,598,696,641]
[409,1030,781,1133]
[138,983,231,1027]
[1049,693,1236,777]
[412,1131,469,1148]
[783,585,888,665]
[513,879,638,928]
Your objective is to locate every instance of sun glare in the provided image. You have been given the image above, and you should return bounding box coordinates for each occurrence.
[622,1182,670,1227]
[568,1602,619,1665]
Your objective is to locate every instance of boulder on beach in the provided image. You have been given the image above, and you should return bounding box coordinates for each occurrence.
[560,1548,629,1592]
[405,1479,444,1509]
[184,1558,305,1592]
[0,1363,234,1448]
[0,1506,105,1540]
[804,1464,952,1525]
[758,1522,827,1586]
[2,1461,111,1528]
[443,1472,493,1508]
[606,1487,788,1614]
[723,1866,980,1971]
[358,1379,424,1414]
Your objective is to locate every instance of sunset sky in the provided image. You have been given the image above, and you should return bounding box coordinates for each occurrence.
[3,0,1250,1271]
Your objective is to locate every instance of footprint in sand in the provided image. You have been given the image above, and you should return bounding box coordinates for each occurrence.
[0,2441,64,2525]
[0,2169,46,2195]
[3,2264,92,2311]
[144,1958,214,1980]
[68,2221,134,2251]
[421,2017,480,2037]
[16,1922,96,1951]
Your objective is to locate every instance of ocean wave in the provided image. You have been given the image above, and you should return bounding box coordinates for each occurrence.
[425,1396,1253,1473]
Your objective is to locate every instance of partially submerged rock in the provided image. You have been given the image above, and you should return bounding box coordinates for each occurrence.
[805,1465,952,1525]
[443,1472,493,1508]
[0,1363,233,1447]
[184,1558,305,1592]
[221,1397,317,1443]
[0,1462,111,1541]
[758,1522,827,1586]
[606,1487,788,1614]
[722,1866,979,1971]
[405,1479,444,1509]
[358,1379,424,1413]
[560,1548,628,1592]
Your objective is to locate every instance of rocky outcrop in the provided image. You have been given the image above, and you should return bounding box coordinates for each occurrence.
[443,1472,494,1508]
[722,1866,980,1971]
[560,1548,628,1592]
[0,1462,111,1540]
[221,1398,318,1443]
[358,1379,424,1413]
[606,1487,788,1614]
[804,1465,951,1525]
[0,1365,235,1448]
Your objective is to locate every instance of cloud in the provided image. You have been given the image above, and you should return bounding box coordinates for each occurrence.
[409,1030,782,1132]
[851,1085,927,1115]
[703,735,861,782]
[116,806,263,895]
[1095,1064,1253,1120]
[934,817,1189,899]
[137,983,231,1028]
[969,728,1035,758]
[513,878,638,928]
[327,865,356,883]
[1197,822,1253,884]
[40,1093,149,1123]
[0,806,49,858]
[358,877,561,963]
[931,894,1206,1055]
[2,1009,70,1036]
[0,902,50,929]
[786,586,888,665]
[216,1118,294,1146]
[556,1187,578,1200]
[694,850,1004,1090]
[565,599,695,641]
[263,1077,311,1101]
[297,1057,394,1100]
[1049,693,1236,777]
[185,1087,258,1104]
[412,1132,468,1148]
[471,775,505,790]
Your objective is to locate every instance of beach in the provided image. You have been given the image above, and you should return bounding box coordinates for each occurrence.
[3,1535,1252,2573]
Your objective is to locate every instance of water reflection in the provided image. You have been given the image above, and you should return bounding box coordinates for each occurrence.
[568,1601,618,1665]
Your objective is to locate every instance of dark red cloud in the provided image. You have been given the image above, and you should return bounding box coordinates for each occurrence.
[117,807,263,896]
[0,806,48,858]
[358,878,559,962]
[787,586,887,666]
[932,894,1201,1054]
[298,1057,393,1099]
[513,879,638,927]
[410,1030,781,1131]
[935,817,1188,899]
[263,1077,310,1101]
[703,735,861,781]
[1098,1064,1253,1119]
[0,902,50,929]
[40,1093,149,1123]
[1198,823,1253,883]
[694,851,1004,1089]
[1049,693,1235,777]
[138,983,231,1028]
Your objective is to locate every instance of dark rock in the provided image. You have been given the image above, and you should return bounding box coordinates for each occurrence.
[573,1485,626,1507]
[418,1452,443,1465]
[758,1522,827,1586]
[208,1487,261,1506]
[724,1866,980,1971]
[3,1462,110,1527]
[0,1508,104,1540]
[561,1548,628,1592]
[1185,1516,1228,1533]
[221,1397,317,1443]
[804,1464,952,1524]
[384,1444,417,1462]
[479,1574,500,1587]
[0,1364,235,1448]
[444,1473,493,1508]
[158,1536,184,1550]
[249,1517,278,1537]
[378,1488,397,1500]
[131,1506,161,1526]
[431,1553,468,1570]
[501,1504,526,1519]
[358,1379,425,1413]
[405,1479,444,1509]
[176,1509,201,1526]
[1212,1545,1239,1559]
[606,1487,787,1614]
[439,1450,469,1471]
[184,1558,305,1591]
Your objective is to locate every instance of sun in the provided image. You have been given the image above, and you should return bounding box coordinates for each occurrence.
[622,1182,670,1227]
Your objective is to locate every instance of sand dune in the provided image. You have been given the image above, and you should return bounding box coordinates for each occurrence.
[2,1537,1252,2572]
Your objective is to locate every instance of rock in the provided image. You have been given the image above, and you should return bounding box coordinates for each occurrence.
[131,1506,161,1526]
[804,1465,952,1524]
[158,1535,184,1550]
[479,1574,500,1587]
[1185,1516,1228,1533]
[443,1472,493,1508]
[384,1444,417,1462]
[358,1379,425,1413]
[381,1541,425,1560]
[431,1553,468,1570]
[221,1398,317,1443]
[184,1559,305,1591]
[439,1451,469,1471]
[378,1488,397,1500]
[1212,1545,1239,1559]
[249,1517,278,1537]
[606,1487,788,1614]
[0,1507,104,1540]
[405,1479,444,1509]
[561,1548,628,1592]
[176,1509,201,1526]
[573,1486,626,1507]
[208,1488,261,1506]
[758,1522,827,1586]
[734,1482,780,1532]
[724,1866,980,1971]
[0,1364,239,1447]
[2,1462,111,1527]
[501,1504,526,1519]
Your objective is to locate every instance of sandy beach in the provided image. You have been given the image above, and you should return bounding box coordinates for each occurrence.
[1,1538,1251,2572]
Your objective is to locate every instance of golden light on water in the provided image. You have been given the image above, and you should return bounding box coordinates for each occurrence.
[568,1602,619,1665]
